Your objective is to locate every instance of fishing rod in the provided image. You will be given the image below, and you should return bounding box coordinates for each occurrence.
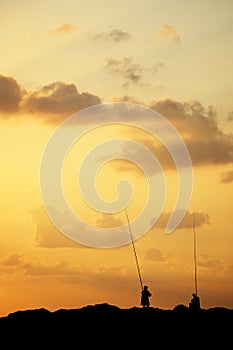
[124,204,143,290]
[193,212,198,296]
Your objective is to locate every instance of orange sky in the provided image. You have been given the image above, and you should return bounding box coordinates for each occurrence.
[0,0,233,316]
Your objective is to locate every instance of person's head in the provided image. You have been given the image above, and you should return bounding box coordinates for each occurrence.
[192,293,196,297]
[144,285,148,289]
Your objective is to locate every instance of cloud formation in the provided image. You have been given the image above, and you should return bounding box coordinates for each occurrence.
[198,254,225,272]
[154,210,210,229]
[1,75,232,168]
[105,57,164,87]
[95,213,123,228]
[29,206,81,248]
[0,75,102,121]
[150,99,233,166]
[94,28,131,43]
[23,81,101,118]
[0,252,135,289]
[105,56,144,86]
[144,247,170,262]
[112,97,233,168]
[0,75,24,113]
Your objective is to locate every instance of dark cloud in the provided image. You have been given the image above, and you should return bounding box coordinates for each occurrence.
[0,75,24,113]
[94,28,131,43]
[0,75,102,121]
[105,56,144,86]
[220,170,233,183]
[23,81,102,120]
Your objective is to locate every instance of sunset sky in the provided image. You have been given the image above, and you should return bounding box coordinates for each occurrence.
[0,0,233,317]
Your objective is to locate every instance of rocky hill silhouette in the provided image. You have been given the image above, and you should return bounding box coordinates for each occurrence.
[0,303,232,347]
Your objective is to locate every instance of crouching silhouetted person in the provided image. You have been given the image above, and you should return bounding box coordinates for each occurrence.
[141,285,152,308]
[189,293,201,311]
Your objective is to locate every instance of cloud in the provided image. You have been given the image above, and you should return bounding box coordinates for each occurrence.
[23,260,80,276]
[0,75,24,113]
[105,56,144,86]
[220,170,233,183]
[198,254,225,272]
[0,252,135,289]
[0,253,84,276]
[94,28,131,43]
[227,111,233,121]
[154,210,210,229]
[112,98,233,169]
[144,247,170,262]
[156,24,181,43]
[95,213,123,228]
[150,99,233,166]
[50,23,78,35]
[29,206,81,248]
[110,95,146,106]
[0,75,102,121]
[1,75,233,168]
[22,81,102,120]
[153,62,165,74]
[1,253,24,266]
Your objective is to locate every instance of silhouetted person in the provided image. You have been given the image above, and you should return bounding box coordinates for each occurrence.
[189,293,201,310]
[141,285,152,308]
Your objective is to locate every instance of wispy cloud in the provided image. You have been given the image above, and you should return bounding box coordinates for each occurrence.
[198,254,225,272]
[94,28,131,43]
[156,24,181,43]
[153,62,165,73]
[105,56,144,86]
[50,23,78,35]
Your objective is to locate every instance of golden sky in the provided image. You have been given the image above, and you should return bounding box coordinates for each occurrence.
[0,0,233,316]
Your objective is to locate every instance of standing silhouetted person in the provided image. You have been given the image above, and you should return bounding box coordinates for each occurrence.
[189,293,201,310]
[141,285,152,308]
